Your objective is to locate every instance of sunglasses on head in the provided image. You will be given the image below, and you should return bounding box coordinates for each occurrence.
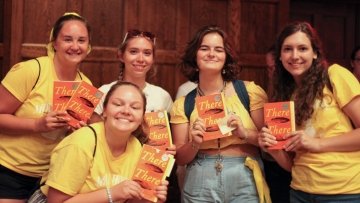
[122,29,156,45]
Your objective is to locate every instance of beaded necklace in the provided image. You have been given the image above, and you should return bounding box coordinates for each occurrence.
[197,81,226,175]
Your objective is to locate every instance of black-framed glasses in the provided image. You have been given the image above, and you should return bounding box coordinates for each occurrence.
[122,29,156,45]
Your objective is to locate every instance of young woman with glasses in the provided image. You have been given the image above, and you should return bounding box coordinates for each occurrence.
[92,29,173,119]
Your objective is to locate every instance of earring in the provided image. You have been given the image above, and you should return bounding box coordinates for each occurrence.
[118,70,123,81]
[195,68,199,72]
[222,69,226,74]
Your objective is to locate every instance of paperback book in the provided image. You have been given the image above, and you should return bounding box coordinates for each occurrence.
[195,93,232,141]
[144,111,173,150]
[264,101,296,150]
[132,144,175,202]
[62,81,104,128]
[53,81,80,111]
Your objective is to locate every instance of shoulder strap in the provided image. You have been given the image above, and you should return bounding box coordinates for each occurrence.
[77,71,83,80]
[31,58,41,90]
[232,80,250,113]
[184,80,250,120]
[184,88,197,120]
[87,125,97,157]
[233,80,250,113]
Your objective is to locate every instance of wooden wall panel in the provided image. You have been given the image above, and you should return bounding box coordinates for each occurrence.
[238,0,289,91]
[290,0,358,68]
[0,0,291,99]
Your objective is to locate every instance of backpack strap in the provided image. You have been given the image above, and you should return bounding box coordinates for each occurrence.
[232,80,250,113]
[184,88,197,120]
[184,80,250,120]
[31,58,41,90]
[87,125,98,157]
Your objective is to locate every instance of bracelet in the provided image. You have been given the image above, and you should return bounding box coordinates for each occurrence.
[105,187,114,203]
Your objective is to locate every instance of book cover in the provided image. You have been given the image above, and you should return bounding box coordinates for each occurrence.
[53,81,80,111]
[132,144,175,202]
[63,81,104,128]
[144,111,173,150]
[264,101,295,150]
[195,93,231,141]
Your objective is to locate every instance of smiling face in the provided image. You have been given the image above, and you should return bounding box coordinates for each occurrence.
[53,20,90,66]
[280,31,317,84]
[103,84,145,135]
[196,32,226,74]
[120,37,154,80]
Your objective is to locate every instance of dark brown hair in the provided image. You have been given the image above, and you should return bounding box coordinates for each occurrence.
[179,25,240,83]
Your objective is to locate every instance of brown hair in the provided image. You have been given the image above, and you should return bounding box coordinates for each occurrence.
[179,25,241,83]
[272,21,331,126]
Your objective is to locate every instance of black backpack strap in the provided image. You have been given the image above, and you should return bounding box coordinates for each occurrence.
[87,125,97,157]
[232,80,250,113]
[31,58,41,90]
[77,71,83,80]
[184,88,197,120]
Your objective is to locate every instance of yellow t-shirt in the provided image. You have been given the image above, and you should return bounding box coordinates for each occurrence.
[170,81,267,149]
[0,56,91,177]
[41,122,142,196]
[291,64,360,194]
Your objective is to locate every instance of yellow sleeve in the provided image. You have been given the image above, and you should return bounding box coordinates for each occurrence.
[245,81,268,111]
[1,60,39,102]
[46,128,94,196]
[169,96,188,124]
[328,64,360,108]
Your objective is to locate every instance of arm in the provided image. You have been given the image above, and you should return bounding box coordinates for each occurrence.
[171,122,203,166]
[48,180,168,203]
[284,96,360,153]
[228,108,264,146]
[0,85,68,134]
[258,127,294,171]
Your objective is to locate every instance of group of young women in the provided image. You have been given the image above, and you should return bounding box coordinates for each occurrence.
[0,12,359,203]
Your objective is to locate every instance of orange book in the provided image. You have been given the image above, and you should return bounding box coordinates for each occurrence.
[132,144,175,202]
[144,111,173,150]
[195,93,231,141]
[53,81,80,111]
[63,81,104,128]
[264,101,296,150]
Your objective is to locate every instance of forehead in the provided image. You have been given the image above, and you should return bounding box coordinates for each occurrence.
[201,32,224,45]
[126,37,154,49]
[59,20,88,35]
[111,85,143,101]
[283,31,311,45]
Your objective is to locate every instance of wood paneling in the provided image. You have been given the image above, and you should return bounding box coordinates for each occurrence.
[290,0,359,68]
[4,0,358,100]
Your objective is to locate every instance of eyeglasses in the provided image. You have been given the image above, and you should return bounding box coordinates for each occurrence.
[121,29,156,45]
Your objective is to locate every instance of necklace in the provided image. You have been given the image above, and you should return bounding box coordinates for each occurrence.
[197,81,226,96]
[196,80,226,176]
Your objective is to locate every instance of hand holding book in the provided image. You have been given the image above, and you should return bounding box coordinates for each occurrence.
[263,101,296,150]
